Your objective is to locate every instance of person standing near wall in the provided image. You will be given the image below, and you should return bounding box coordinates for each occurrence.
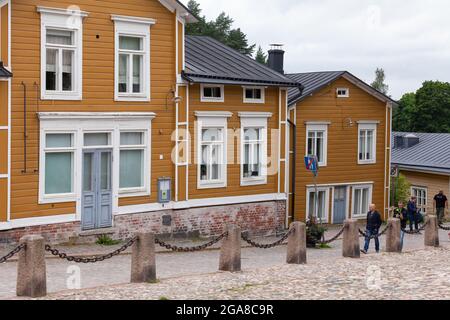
[434,190,448,223]
[392,201,407,249]
[407,196,419,232]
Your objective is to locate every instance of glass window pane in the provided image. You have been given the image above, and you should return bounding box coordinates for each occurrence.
[354,189,362,215]
[46,134,72,148]
[47,29,73,45]
[62,50,73,91]
[120,150,144,189]
[121,132,143,146]
[244,128,260,141]
[133,55,142,93]
[362,188,369,214]
[318,191,326,220]
[45,152,73,194]
[83,153,93,192]
[46,49,58,91]
[212,87,221,97]
[367,131,374,160]
[101,152,111,190]
[119,36,142,51]
[309,192,315,218]
[202,128,222,142]
[245,89,253,99]
[119,54,129,93]
[84,133,110,147]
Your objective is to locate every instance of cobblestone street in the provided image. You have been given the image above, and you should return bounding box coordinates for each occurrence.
[1,228,449,300]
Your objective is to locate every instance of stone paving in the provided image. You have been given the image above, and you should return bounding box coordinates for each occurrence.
[1,227,449,300]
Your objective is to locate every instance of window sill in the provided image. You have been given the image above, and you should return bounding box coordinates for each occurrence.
[358,160,376,165]
[115,95,151,102]
[243,99,265,104]
[118,189,150,198]
[241,178,267,186]
[200,98,224,103]
[197,181,227,189]
[39,194,77,204]
[41,93,82,101]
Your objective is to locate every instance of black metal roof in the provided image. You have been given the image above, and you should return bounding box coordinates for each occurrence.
[0,62,12,78]
[286,71,397,106]
[184,36,303,89]
[392,132,450,175]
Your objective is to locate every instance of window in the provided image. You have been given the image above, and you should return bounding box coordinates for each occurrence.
[306,123,328,167]
[412,187,427,214]
[196,112,231,188]
[239,112,271,186]
[337,88,349,98]
[120,132,146,192]
[352,185,373,217]
[358,123,377,164]
[243,87,265,103]
[38,7,86,100]
[84,133,111,147]
[201,84,224,102]
[43,133,75,199]
[113,15,155,101]
[307,188,329,223]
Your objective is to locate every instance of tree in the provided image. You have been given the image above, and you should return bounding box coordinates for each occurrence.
[371,68,389,95]
[185,0,256,56]
[391,174,411,206]
[255,46,267,65]
[393,92,416,132]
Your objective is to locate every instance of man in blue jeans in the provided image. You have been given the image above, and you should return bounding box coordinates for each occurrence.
[407,196,419,232]
[361,204,382,254]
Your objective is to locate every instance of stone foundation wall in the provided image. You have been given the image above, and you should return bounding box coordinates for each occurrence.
[0,201,286,245]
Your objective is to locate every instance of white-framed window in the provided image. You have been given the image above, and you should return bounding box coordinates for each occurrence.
[411,186,427,214]
[119,131,148,194]
[195,112,231,189]
[243,86,265,104]
[358,123,377,164]
[239,112,271,186]
[352,184,373,217]
[337,87,349,98]
[306,123,328,167]
[112,15,155,102]
[200,84,224,102]
[306,187,330,223]
[38,7,87,100]
[42,132,76,203]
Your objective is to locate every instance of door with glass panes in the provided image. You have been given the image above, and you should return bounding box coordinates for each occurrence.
[82,149,113,230]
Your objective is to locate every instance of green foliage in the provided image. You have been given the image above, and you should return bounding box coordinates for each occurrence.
[306,218,327,248]
[255,46,267,65]
[391,173,411,205]
[186,0,256,56]
[393,81,450,133]
[371,68,389,95]
[96,235,121,246]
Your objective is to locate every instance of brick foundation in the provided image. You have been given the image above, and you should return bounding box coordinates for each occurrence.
[0,201,286,245]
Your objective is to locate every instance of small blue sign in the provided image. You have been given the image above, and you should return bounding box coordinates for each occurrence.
[304,155,319,176]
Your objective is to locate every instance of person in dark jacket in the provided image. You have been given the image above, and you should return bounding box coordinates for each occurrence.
[361,204,382,254]
[393,201,407,249]
[407,196,419,232]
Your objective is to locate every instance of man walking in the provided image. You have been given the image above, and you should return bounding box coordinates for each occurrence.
[433,190,448,223]
[361,204,382,254]
[407,196,419,232]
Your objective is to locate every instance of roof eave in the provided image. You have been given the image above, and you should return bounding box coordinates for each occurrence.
[158,0,199,23]
[0,62,12,79]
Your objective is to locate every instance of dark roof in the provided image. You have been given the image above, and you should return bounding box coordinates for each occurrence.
[184,36,303,89]
[0,62,12,78]
[285,71,397,106]
[392,132,450,175]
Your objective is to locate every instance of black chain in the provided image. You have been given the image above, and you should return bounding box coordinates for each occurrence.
[241,228,294,249]
[438,223,450,231]
[359,224,391,239]
[154,232,228,252]
[319,226,345,245]
[44,237,137,264]
[0,243,26,263]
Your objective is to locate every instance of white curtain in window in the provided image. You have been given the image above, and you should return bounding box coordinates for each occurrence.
[45,153,73,194]
[120,150,144,189]
[47,29,73,45]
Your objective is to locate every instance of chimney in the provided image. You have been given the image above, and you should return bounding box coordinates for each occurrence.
[268,44,285,74]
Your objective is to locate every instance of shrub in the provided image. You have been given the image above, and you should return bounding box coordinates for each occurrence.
[96,235,121,246]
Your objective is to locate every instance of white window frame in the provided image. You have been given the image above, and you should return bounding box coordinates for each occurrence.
[40,131,77,203]
[112,15,155,102]
[336,87,349,98]
[195,111,232,189]
[243,86,265,104]
[38,7,87,101]
[351,184,373,218]
[238,112,271,186]
[306,123,328,167]
[200,84,224,103]
[358,123,377,165]
[411,186,427,214]
[306,187,330,223]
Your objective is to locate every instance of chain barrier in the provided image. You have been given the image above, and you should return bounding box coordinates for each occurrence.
[400,219,430,234]
[241,228,294,249]
[154,232,228,252]
[359,224,391,240]
[45,236,137,264]
[438,223,450,231]
[319,226,345,245]
[0,243,26,264]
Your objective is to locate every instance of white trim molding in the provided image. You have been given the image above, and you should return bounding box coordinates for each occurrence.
[238,112,272,118]
[306,186,330,223]
[200,84,224,103]
[111,15,157,25]
[336,87,350,98]
[0,214,78,231]
[37,6,89,17]
[351,184,373,218]
[358,122,377,165]
[305,123,329,167]
[194,111,232,118]
[38,112,156,121]
[242,86,265,104]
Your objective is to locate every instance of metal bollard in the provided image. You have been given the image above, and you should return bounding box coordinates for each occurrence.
[16,235,47,298]
[342,219,360,258]
[424,215,439,247]
[385,218,402,253]
[286,222,307,264]
[131,232,157,283]
[219,225,241,272]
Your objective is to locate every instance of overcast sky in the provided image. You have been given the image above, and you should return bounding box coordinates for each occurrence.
[181,0,450,99]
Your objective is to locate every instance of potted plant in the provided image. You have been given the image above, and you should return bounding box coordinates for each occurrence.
[306,217,327,248]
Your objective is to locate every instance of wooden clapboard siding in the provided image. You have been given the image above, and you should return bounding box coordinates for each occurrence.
[0,178,7,222]
[294,77,388,222]
[187,84,282,199]
[10,0,178,218]
[1,3,8,65]
[0,81,7,126]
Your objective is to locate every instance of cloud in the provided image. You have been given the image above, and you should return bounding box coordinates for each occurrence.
[182,0,450,99]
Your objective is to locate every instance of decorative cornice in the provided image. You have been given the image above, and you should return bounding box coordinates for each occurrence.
[38,112,156,121]
[194,111,233,118]
[238,112,273,118]
[37,6,89,18]
[111,15,157,25]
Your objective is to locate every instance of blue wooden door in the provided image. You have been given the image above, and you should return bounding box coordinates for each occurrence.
[82,150,113,230]
[333,186,347,224]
